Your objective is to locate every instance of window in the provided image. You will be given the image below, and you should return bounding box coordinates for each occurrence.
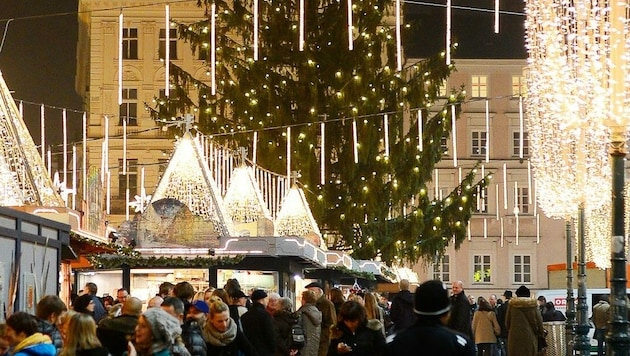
[123,28,138,59]
[512,75,527,96]
[513,255,532,283]
[517,186,530,214]
[118,159,138,199]
[471,130,487,156]
[474,186,489,213]
[473,254,491,283]
[441,133,449,156]
[119,89,138,126]
[432,255,450,282]
[471,75,488,98]
[159,28,178,59]
[512,131,529,157]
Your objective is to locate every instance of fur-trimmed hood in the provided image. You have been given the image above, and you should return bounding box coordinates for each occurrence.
[508,297,538,309]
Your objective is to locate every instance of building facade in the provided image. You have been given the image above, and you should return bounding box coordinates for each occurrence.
[413,59,569,298]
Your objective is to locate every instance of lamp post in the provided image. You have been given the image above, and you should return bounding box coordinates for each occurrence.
[607,133,629,354]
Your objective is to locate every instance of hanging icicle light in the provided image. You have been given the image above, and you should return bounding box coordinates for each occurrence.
[347,0,354,50]
[253,0,259,60]
[165,4,170,96]
[210,2,216,95]
[395,0,402,71]
[118,10,124,104]
[299,0,305,51]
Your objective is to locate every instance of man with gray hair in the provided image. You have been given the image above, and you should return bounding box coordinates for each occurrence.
[390,279,416,334]
[305,282,336,356]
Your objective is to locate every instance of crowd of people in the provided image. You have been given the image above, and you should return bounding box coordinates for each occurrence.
[0,278,580,356]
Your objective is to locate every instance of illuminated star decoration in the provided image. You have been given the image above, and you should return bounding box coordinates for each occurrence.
[53,171,74,204]
[128,191,152,213]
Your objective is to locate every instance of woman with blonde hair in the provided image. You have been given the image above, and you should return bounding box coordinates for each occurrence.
[202,299,256,356]
[364,292,385,336]
[59,312,109,356]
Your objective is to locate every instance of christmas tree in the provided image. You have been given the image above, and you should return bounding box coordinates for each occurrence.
[148,0,489,264]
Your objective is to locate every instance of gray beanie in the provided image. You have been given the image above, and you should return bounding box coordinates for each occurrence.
[142,307,182,346]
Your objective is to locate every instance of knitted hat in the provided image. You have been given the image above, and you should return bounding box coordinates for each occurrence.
[73,294,93,314]
[515,285,530,297]
[142,307,182,347]
[251,289,268,301]
[413,280,451,316]
[503,290,513,299]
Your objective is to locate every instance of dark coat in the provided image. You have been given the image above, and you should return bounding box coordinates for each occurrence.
[181,319,207,356]
[77,346,111,356]
[448,292,473,339]
[542,309,566,322]
[386,317,476,356]
[327,319,386,356]
[506,297,544,356]
[314,295,336,356]
[496,300,510,338]
[389,290,416,332]
[36,318,63,353]
[241,302,277,356]
[97,314,139,356]
[273,310,296,356]
[205,329,256,356]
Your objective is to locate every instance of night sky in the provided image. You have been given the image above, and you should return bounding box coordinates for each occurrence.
[0,0,82,146]
[0,0,526,147]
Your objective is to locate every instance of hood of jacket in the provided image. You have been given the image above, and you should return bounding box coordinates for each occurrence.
[508,297,538,309]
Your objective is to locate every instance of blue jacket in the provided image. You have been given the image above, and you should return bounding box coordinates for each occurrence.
[12,333,56,356]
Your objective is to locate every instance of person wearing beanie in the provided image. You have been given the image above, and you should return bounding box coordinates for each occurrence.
[386,280,475,355]
[447,281,473,339]
[505,285,545,356]
[129,308,190,356]
[240,289,277,356]
[73,294,96,318]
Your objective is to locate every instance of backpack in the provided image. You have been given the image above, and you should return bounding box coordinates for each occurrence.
[291,311,306,349]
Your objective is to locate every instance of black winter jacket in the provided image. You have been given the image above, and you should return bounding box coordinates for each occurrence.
[327,319,386,356]
[386,317,475,356]
[182,319,207,356]
[389,290,416,332]
[36,318,63,353]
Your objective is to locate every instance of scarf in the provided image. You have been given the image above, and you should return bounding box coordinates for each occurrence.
[202,318,237,347]
[13,333,52,353]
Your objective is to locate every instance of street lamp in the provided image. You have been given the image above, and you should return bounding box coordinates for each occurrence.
[524,0,630,354]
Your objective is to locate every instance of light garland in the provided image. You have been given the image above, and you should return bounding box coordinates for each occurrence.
[525,0,614,219]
